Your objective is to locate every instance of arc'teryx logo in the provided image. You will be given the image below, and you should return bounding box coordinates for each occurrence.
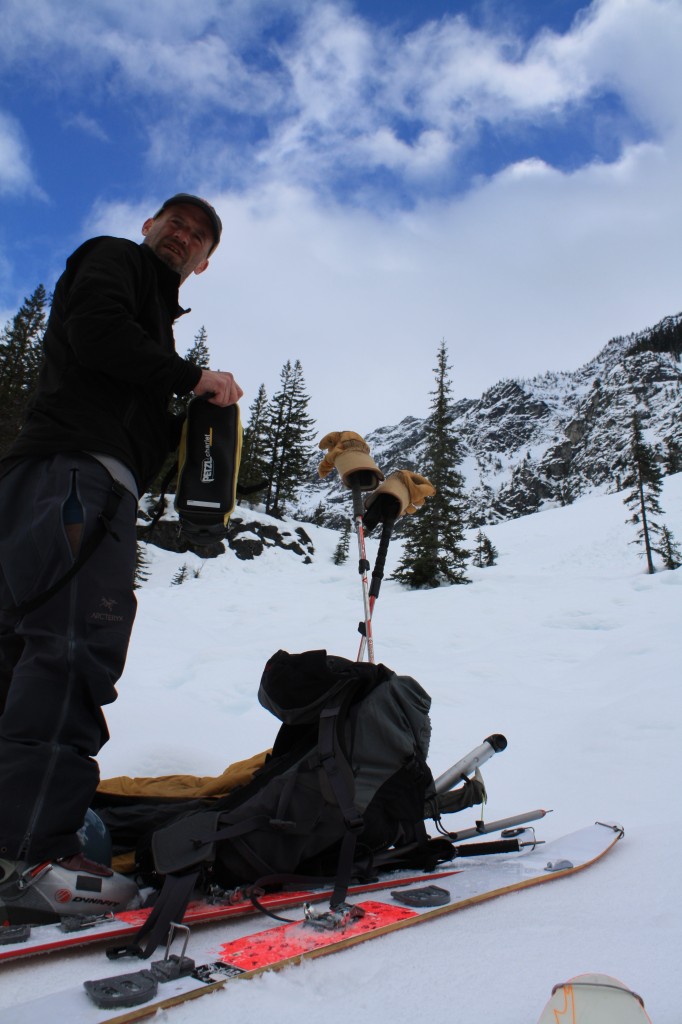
[90,597,124,624]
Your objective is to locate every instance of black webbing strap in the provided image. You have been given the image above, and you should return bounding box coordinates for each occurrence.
[317,697,365,909]
[2,481,126,618]
[107,869,199,961]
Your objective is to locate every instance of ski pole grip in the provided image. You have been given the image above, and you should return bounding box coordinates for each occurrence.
[368,518,395,600]
[433,734,507,794]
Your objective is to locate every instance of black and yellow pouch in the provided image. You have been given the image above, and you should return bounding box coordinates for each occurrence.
[175,397,242,546]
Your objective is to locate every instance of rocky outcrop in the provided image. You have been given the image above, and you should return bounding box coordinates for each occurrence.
[138,512,315,563]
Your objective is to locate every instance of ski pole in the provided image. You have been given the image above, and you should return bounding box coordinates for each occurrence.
[357,515,396,662]
[433,733,508,794]
[350,479,374,663]
[317,431,384,663]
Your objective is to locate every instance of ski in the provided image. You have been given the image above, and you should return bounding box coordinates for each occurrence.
[0,866,458,966]
[14,822,623,1024]
[0,805,548,966]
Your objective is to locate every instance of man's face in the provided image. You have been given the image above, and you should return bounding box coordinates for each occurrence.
[141,204,214,282]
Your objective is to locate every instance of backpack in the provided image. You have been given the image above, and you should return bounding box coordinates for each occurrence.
[127,649,445,958]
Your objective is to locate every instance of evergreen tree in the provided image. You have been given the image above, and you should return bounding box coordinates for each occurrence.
[663,436,682,475]
[185,325,210,370]
[308,501,328,526]
[133,543,151,589]
[333,520,351,565]
[393,340,470,588]
[264,359,316,518]
[472,529,498,568]
[0,284,47,455]
[622,412,664,574]
[171,564,190,586]
[169,326,211,417]
[656,524,681,571]
[239,383,270,503]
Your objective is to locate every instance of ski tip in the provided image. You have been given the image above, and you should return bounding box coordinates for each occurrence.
[595,820,625,837]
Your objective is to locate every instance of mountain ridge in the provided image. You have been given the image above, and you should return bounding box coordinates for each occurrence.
[303,310,682,525]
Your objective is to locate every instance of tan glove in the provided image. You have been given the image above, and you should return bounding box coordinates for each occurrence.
[363,470,436,531]
[318,430,384,490]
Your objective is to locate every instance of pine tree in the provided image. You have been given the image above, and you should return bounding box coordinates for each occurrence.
[656,524,681,571]
[393,340,470,588]
[622,412,664,574]
[133,543,151,589]
[171,564,190,586]
[169,326,212,417]
[308,501,328,526]
[333,520,351,564]
[472,529,498,568]
[264,360,316,518]
[0,284,47,455]
[239,383,270,503]
[663,436,682,475]
[185,325,211,370]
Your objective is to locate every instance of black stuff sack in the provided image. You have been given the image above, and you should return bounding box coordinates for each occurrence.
[174,396,242,546]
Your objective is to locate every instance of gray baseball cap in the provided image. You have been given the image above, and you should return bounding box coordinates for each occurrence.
[154,194,222,252]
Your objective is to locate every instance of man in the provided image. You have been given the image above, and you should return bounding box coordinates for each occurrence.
[0,194,242,923]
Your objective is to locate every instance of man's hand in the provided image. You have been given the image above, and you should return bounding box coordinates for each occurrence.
[194,369,243,407]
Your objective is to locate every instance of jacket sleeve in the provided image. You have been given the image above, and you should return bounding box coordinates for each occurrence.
[62,238,202,396]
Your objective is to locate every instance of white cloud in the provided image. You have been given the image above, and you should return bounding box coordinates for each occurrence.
[0,112,42,197]
[158,124,680,434]
[357,127,453,176]
[63,113,109,142]
[243,0,682,189]
[3,0,680,189]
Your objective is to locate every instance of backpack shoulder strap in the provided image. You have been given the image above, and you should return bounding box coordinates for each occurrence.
[316,680,370,908]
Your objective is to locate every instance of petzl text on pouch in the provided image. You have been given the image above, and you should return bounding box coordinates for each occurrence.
[175,397,242,546]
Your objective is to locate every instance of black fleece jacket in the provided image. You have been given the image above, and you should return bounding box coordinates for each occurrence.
[6,237,203,491]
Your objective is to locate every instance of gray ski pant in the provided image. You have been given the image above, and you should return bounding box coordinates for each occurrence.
[0,454,137,862]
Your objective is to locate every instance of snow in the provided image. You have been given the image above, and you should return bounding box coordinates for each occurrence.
[3,475,681,1022]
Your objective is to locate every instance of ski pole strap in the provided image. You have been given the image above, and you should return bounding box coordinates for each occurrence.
[2,481,126,618]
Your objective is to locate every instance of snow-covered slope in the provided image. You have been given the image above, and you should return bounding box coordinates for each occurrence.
[1,477,680,1022]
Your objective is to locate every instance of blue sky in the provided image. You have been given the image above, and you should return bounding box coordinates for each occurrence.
[1,0,681,432]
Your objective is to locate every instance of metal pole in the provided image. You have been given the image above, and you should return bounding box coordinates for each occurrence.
[351,481,374,663]
[433,733,508,794]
